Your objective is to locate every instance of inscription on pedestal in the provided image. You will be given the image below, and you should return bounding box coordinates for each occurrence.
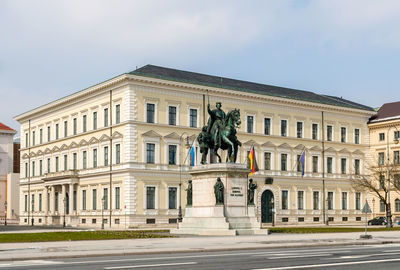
[230,186,244,197]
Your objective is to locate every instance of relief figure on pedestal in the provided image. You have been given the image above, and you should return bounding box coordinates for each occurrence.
[214,177,224,205]
[247,178,258,205]
[186,180,192,206]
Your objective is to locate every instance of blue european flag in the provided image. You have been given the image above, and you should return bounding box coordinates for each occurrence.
[190,146,196,166]
[300,150,305,176]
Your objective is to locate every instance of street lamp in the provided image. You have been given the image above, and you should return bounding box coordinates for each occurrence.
[178,133,191,222]
[101,196,105,229]
[4,202,7,226]
[386,126,399,228]
[31,198,34,226]
[270,197,275,227]
[63,197,67,228]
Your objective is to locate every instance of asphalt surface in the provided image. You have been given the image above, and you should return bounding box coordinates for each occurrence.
[0,244,400,270]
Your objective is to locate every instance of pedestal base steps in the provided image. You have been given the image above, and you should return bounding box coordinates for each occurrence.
[171,163,269,236]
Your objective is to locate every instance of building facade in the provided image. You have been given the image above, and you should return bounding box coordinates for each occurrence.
[368,102,400,223]
[15,65,375,227]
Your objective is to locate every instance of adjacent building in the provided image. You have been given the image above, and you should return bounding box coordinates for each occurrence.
[14,65,376,227]
[368,102,400,222]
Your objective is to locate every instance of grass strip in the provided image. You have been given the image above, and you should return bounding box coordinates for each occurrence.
[269,227,400,234]
[0,230,172,243]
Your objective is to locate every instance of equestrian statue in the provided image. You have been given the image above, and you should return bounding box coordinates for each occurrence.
[197,101,242,164]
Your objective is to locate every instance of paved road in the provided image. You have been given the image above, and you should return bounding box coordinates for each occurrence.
[0,244,400,269]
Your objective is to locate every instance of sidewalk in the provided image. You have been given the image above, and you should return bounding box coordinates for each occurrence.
[1,230,400,261]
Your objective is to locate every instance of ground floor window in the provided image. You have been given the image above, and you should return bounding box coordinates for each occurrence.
[313,191,319,210]
[168,187,177,209]
[146,186,156,209]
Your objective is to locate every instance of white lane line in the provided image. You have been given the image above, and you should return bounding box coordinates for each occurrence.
[253,250,345,257]
[104,262,197,269]
[0,260,60,268]
[266,254,331,260]
[252,257,400,270]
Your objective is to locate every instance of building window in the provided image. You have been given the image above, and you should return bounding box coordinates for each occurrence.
[104,146,109,166]
[168,145,177,165]
[327,157,333,174]
[394,174,400,188]
[73,118,77,135]
[92,189,97,210]
[395,131,400,140]
[103,188,108,210]
[355,192,361,210]
[31,194,35,212]
[24,194,28,212]
[281,153,287,171]
[327,125,333,141]
[24,163,28,178]
[296,122,303,138]
[32,131,35,146]
[116,104,121,124]
[25,133,28,148]
[264,152,271,170]
[312,124,318,140]
[39,128,43,144]
[64,121,68,137]
[395,199,400,212]
[380,200,385,212]
[146,187,156,209]
[313,191,319,210]
[116,144,121,164]
[39,193,42,212]
[104,108,109,127]
[73,190,77,211]
[281,120,287,137]
[47,126,51,142]
[341,127,346,143]
[281,190,288,210]
[312,156,318,173]
[82,190,87,210]
[93,112,97,130]
[63,155,68,171]
[53,192,59,212]
[146,103,155,123]
[378,152,385,166]
[168,187,177,209]
[115,187,120,209]
[55,123,59,140]
[168,106,176,125]
[80,151,87,170]
[354,129,360,144]
[342,192,348,210]
[327,192,333,210]
[39,160,42,175]
[264,118,271,135]
[297,155,302,172]
[47,158,50,173]
[341,158,346,174]
[32,161,35,177]
[394,151,400,165]
[93,149,97,168]
[379,174,385,189]
[355,159,360,175]
[73,153,77,170]
[297,191,304,210]
[190,109,197,128]
[379,132,385,141]
[83,115,87,132]
[247,116,254,133]
[146,143,155,164]
[55,157,59,172]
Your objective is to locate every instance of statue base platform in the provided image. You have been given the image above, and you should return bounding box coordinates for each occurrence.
[171,163,269,236]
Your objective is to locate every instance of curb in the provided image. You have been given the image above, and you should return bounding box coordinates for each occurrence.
[1,239,400,262]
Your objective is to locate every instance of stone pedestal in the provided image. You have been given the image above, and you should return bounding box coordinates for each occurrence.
[171,163,268,236]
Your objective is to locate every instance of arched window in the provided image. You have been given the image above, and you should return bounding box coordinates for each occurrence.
[395,199,400,212]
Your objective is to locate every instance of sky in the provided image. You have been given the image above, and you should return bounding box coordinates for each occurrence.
[1,0,400,133]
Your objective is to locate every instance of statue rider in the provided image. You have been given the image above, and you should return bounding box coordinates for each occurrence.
[207,102,226,148]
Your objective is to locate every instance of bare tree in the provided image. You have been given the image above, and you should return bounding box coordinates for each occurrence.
[351,158,400,223]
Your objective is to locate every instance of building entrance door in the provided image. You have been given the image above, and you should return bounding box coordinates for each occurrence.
[261,190,274,223]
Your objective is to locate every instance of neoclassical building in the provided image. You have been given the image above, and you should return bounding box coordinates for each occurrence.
[15,65,375,227]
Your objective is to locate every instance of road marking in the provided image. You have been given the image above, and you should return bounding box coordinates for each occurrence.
[266,254,331,260]
[104,262,197,269]
[337,252,400,259]
[0,260,60,268]
[252,257,400,270]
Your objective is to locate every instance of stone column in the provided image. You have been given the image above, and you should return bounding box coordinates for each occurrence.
[50,186,55,215]
[69,184,74,215]
[61,184,66,217]
[43,187,48,214]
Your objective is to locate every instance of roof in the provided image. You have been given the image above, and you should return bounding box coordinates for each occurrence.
[369,101,400,123]
[129,65,374,112]
[0,122,16,132]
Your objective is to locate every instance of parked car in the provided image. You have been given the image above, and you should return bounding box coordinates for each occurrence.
[368,217,387,225]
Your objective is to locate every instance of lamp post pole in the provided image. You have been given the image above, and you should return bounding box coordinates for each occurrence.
[372,198,375,218]
[4,202,7,226]
[63,197,66,228]
[270,197,275,227]
[101,197,105,230]
[386,126,399,228]
[178,133,190,222]
[31,198,34,226]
